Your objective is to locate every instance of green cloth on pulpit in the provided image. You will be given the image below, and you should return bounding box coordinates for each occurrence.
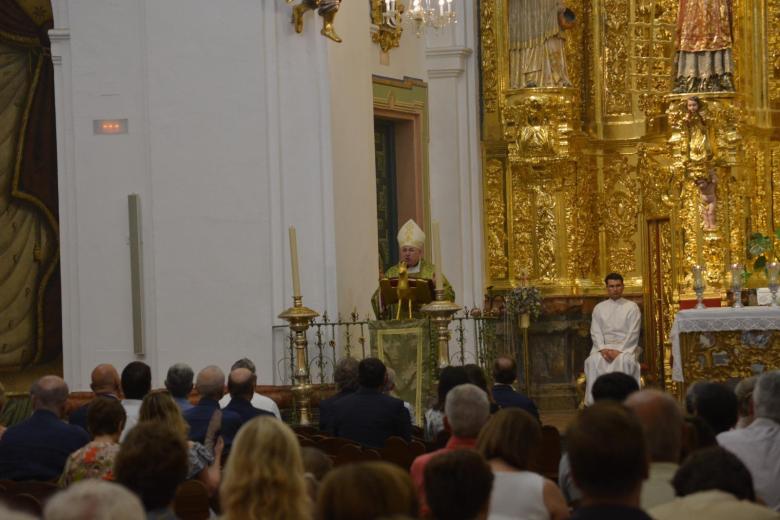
[369,319,432,426]
[371,259,456,319]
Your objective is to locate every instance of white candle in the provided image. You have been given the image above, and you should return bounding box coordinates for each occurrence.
[433,220,443,291]
[289,226,301,298]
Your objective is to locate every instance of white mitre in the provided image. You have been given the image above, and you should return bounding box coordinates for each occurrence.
[397,219,425,250]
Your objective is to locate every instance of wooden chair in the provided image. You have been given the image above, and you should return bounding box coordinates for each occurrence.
[297,435,316,447]
[334,444,381,466]
[293,425,320,437]
[380,436,425,471]
[173,480,211,520]
[317,436,359,456]
[533,425,562,482]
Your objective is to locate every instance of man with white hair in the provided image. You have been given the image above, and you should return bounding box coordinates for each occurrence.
[371,219,455,319]
[718,370,780,510]
[410,383,490,517]
[43,480,145,520]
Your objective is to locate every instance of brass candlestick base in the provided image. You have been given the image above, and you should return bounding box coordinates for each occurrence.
[421,288,461,369]
[278,296,319,425]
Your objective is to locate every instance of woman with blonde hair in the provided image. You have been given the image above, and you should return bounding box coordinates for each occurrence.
[476,409,569,520]
[317,461,417,520]
[138,390,223,496]
[220,416,311,520]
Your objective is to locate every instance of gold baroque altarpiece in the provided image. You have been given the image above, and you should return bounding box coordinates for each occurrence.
[480,0,780,387]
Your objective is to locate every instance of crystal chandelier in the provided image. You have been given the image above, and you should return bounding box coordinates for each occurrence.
[406,0,457,35]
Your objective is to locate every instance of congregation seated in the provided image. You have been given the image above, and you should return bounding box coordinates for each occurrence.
[476,408,569,520]
[59,396,125,486]
[119,361,151,441]
[424,365,469,442]
[318,356,359,432]
[165,363,195,412]
[328,357,411,448]
[491,356,539,419]
[0,375,89,481]
[650,446,779,519]
[114,421,188,518]
[138,390,223,496]
[717,371,780,510]
[424,449,494,520]
[3,361,778,520]
[624,389,684,510]
[219,358,281,419]
[318,461,418,520]
[43,479,145,520]
[67,364,122,431]
[220,416,311,519]
[411,383,490,517]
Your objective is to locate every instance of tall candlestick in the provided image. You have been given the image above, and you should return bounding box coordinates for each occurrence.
[289,226,301,298]
[432,220,443,291]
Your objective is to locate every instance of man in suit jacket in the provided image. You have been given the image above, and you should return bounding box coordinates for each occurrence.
[318,356,359,432]
[0,375,90,480]
[184,365,241,445]
[68,364,122,430]
[329,357,411,448]
[222,367,274,445]
[491,356,540,420]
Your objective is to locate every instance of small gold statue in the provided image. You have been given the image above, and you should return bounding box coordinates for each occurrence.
[395,261,414,320]
[287,0,343,43]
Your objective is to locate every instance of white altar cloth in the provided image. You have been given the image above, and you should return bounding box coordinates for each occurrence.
[671,307,780,381]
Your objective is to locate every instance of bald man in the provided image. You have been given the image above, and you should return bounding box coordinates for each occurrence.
[0,376,89,480]
[69,364,122,430]
[491,356,539,420]
[222,368,274,440]
[184,366,241,447]
[625,389,684,510]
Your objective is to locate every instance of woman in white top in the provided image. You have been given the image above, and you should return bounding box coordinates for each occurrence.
[476,409,570,520]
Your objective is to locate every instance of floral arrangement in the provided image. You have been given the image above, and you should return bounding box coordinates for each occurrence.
[505,286,543,320]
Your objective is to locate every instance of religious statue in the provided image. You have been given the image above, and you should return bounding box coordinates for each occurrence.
[683,96,713,173]
[508,0,574,88]
[696,172,717,231]
[371,219,455,319]
[672,0,734,93]
[287,0,343,43]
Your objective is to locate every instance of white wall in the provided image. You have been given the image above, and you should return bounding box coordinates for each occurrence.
[425,0,484,361]
[51,0,338,389]
[50,0,485,387]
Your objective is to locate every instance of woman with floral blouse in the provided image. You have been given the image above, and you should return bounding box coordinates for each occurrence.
[60,396,126,486]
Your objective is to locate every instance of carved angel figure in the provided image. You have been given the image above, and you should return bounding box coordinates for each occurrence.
[288,0,343,43]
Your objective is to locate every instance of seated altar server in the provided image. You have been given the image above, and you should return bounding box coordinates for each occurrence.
[584,272,641,405]
[371,219,455,319]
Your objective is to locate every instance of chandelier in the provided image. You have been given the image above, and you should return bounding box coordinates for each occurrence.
[405,0,457,35]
